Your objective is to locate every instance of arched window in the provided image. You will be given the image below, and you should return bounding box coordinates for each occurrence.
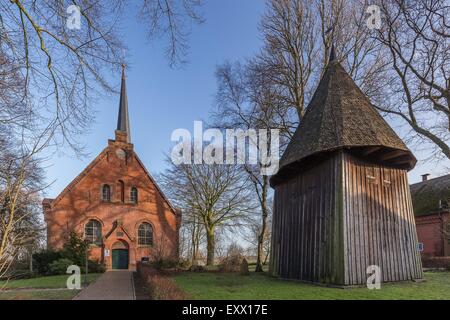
[130,187,138,204]
[102,184,111,202]
[85,219,102,245]
[138,223,153,245]
[118,180,125,203]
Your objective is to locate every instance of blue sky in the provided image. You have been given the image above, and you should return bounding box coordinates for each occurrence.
[44,0,449,198]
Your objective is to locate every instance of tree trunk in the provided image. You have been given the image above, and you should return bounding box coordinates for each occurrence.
[255,212,268,272]
[263,247,270,265]
[206,227,215,266]
[194,221,200,263]
[255,176,269,272]
[29,249,33,273]
[255,240,265,272]
[190,223,197,265]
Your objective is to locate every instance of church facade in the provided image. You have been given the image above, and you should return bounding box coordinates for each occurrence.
[43,67,180,270]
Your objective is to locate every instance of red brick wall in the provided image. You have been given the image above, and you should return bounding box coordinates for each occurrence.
[415,212,450,257]
[43,138,179,270]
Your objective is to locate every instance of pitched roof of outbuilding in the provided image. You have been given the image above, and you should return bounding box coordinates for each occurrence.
[410,174,450,216]
[271,56,416,185]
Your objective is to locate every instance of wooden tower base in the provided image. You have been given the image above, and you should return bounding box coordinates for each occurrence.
[270,150,423,286]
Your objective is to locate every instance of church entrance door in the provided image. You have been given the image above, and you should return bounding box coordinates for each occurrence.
[111,241,129,269]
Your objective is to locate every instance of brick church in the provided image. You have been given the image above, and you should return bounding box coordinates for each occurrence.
[43,66,181,270]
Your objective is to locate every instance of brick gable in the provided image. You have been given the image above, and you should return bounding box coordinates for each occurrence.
[43,139,180,270]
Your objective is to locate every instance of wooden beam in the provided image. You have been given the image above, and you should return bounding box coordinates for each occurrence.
[361,146,382,157]
[378,150,406,161]
[390,157,413,166]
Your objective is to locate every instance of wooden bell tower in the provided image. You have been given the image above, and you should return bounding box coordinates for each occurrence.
[269,53,423,286]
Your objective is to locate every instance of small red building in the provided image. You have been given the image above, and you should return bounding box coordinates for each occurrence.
[43,67,180,270]
[411,174,450,257]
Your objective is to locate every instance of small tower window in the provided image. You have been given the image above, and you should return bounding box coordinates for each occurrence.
[366,167,378,184]
[85,219,102,245]
[138,223,153,245]
[119,180,125,203]
[102,184,111,202]
[130,187,138,204]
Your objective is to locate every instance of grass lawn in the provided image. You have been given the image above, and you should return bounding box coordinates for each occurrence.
[0,273,101,290]
[173,271,450,300]
[0,290,79,300]
[0,273,102,300]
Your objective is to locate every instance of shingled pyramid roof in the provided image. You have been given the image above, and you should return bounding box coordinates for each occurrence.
[271,56,416,185]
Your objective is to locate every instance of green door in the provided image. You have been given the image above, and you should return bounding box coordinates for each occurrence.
[112,249,128,269]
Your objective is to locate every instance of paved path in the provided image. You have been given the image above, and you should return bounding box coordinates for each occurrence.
[73,271,135,300]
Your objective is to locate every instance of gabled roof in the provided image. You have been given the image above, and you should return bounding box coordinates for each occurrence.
[132,151,178,214]
[271,55,416,185]
[47,147,109,208]
[44,147,177,215]
[410,174,450,216]
[44,68,177,215]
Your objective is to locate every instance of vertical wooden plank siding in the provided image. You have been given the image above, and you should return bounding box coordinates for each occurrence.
[269,152,345,284]
[270,151,422,285]
[342,152,422,284]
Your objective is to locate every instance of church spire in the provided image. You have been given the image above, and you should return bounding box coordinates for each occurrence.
[116,64,131,143]
[329,43,336,62]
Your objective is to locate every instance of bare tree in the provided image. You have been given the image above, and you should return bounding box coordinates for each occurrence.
[0,0,204,278]
[214,62,278,272]
[160,160,256,266]
[262,214,271,265]
[150,232,173,265]
[0,135,44,282]
[255,0,386,130]
[247,214,271,263]
[1,1,204,152]
[2,1,123,151]
[177,211,203,265]
[140,0,205,66]
[189,215,203,264]
[212,0,386,271]
[373,0,450,161]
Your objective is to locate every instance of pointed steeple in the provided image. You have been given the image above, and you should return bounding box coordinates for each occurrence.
[329,44,336,62]
[116,64,131,143]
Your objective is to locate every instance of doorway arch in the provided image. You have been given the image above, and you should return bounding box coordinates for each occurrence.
[111,240,129,269]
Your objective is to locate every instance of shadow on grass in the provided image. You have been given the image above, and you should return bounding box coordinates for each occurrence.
[172,271,450,300]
